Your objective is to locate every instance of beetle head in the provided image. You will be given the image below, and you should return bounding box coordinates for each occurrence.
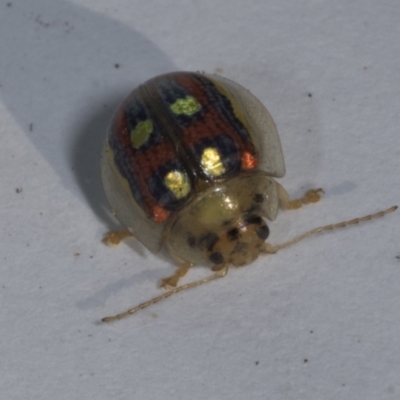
[206,214,269,268]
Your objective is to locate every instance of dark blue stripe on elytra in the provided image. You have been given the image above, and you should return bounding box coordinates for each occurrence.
[193,134,240,176]
[108,129,145,207]
[124,93,147,124]
[194,74,251,142]
[148,162,189,211]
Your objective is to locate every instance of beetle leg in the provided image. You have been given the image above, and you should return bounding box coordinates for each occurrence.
[102,230,133,246]
[276,182,324,210]
[161,243,194,288]
[160,265,190,288]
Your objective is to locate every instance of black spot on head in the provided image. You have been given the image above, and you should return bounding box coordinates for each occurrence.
[227,228,239,241]
[253,193,264,203]
[256,225,269,240]
[209,252,224,264]
[198,232,219,251]
[246,215,262,225]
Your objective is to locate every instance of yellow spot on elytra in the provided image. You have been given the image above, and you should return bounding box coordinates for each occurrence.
[130,119,153,149]
[201,147,225,177]
[170,96,201,116]
[164,170,191,199]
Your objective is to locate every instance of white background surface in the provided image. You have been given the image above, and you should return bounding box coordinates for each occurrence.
[1,1,399,399]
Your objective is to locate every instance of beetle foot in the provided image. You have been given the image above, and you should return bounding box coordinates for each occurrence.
[303,188,324,204]
[102,230,132,247]
[160,266,190,288]
[285,188,324,209]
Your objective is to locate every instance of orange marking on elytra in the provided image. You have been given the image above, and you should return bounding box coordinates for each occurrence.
[152,206,170,223]
[241,151,258,170]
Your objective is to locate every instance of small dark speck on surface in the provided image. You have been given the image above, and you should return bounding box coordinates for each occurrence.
[7,2,12,7]
[15,187,23,194]
[310,330,313,334]
[396,255,400,260]
[29,123,33,131]
[255,361,259,365]
[307,93,312,97]
[114,63,120,69]
[35,15,51,28]
[304,359,308,363]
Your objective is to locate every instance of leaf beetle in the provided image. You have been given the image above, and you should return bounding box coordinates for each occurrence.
[100,72,396,322]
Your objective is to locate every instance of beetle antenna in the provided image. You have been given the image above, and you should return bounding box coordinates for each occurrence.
[101,265,229,322]
[262,205,397,254]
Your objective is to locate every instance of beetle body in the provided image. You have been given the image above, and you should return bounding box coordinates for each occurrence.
[101,72,285,269]
[100,72,397,322]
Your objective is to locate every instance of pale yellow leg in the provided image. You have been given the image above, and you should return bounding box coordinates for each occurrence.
[102,230,133,246]
[277,182,324,210]
[161,243,196,288]
[160,265,190,288]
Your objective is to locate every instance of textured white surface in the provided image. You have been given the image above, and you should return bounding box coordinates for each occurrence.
[1,1,399,399]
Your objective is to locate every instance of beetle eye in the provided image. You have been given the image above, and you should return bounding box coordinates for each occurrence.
[209,252,224,264]
[227,228,239,241]
[256,225,269,240]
